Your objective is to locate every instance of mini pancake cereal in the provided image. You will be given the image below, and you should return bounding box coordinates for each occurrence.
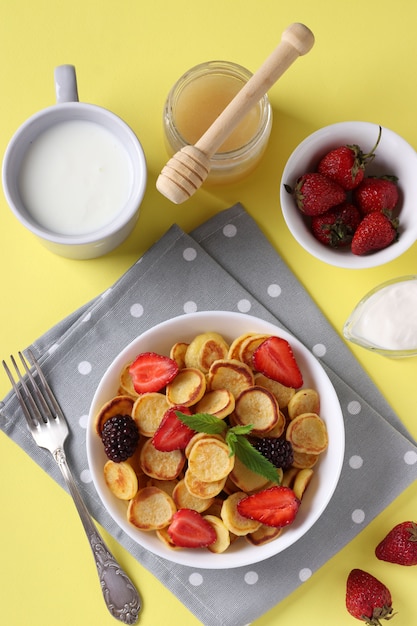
[118,363,139,398]
[293,468,314,500]
[287,388,320,420]
[184,332,229,372]
[166,367,206,406]
[169,342,189,369]
[229,455,272,494]
[286,412,328,454]
[172,479,215,513]
[246,524,283,546]
[139,439,185,480]
[204,514,231,553]
[208,358,254,398]
[184,469,227,499]
[132,393,171,437]
[221,491,262,536]
[194,388,235,419]
[104,460,138,500]
[188,437,234,482]
[184,432,225,458]
[94,395,135,435]
[128,486,176,531]
[234,385,279,433]
[238,333,271,367]
[254,372,295,409]
[95,328,330,553]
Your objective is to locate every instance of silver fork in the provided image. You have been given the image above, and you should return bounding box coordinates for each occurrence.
[2,350,141,624]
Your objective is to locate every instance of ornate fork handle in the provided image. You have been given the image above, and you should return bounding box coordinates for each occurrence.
[54,447,141,624]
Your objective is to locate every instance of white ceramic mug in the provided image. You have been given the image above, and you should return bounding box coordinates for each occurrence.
[2,65,147,259]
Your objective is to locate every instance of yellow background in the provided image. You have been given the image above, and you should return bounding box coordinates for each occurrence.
[0,1,416,624]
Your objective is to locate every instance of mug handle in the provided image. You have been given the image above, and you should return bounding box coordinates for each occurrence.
[54,65,79,103]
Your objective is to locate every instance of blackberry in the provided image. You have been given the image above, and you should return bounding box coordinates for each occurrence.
[252,438,294,471]
[101,414,139,462]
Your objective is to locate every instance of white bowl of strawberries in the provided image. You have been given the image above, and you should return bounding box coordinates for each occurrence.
[87,311,345,569]
[280,121,417,268]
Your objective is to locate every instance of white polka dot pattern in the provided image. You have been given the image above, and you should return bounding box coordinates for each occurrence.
[349,455,363,469]
[189,573,203,586]
[223,224,237,237]
[244,571,259,585]
[352,509,366,524]
[78,414,88,429]
[77,360,92,375]
[80,469,92,483]
[183,247,197,261]
[130,303,144,318]
[299,568,312,582]
[267,283,282,298]
[312,343,326,357]
[237,299,251,313]
[347,400,361,415]
[184,301,198,313]
[404,450,417,465]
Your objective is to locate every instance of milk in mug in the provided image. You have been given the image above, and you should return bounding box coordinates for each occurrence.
[18,119,133,236]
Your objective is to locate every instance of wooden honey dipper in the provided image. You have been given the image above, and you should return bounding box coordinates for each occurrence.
[156,22,314,204]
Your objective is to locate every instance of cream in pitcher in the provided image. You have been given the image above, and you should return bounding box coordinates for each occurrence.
[344,276,417,355]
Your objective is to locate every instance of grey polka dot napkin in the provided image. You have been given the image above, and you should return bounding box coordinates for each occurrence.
[1,203,416,626]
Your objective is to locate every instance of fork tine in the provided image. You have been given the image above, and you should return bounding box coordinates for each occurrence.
[25,349,65,421]
[18,351,57,423]
[16,353,52,424]
[2,356,41,429]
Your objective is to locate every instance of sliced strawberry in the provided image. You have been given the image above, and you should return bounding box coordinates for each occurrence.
[168,509,217,548]
[152,406,195,451]
[129,352,179,394]
[237,486,300,528]
[253,336,303,388]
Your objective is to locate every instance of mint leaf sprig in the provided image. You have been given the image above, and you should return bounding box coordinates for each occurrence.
[175,411,280,484]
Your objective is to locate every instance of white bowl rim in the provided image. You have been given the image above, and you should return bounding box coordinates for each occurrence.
[280,121,417,269]
[87,311,345,569]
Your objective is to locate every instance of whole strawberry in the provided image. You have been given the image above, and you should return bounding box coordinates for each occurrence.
[353,176,399,215]
[346,569,395,625]
[318,126,382,190]
[351,212,398,256]
[286,172,346,216]
[375,521,417,565]
[311,202,362,248]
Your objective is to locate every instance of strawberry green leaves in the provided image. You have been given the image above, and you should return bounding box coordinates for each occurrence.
[175,411,280,484]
